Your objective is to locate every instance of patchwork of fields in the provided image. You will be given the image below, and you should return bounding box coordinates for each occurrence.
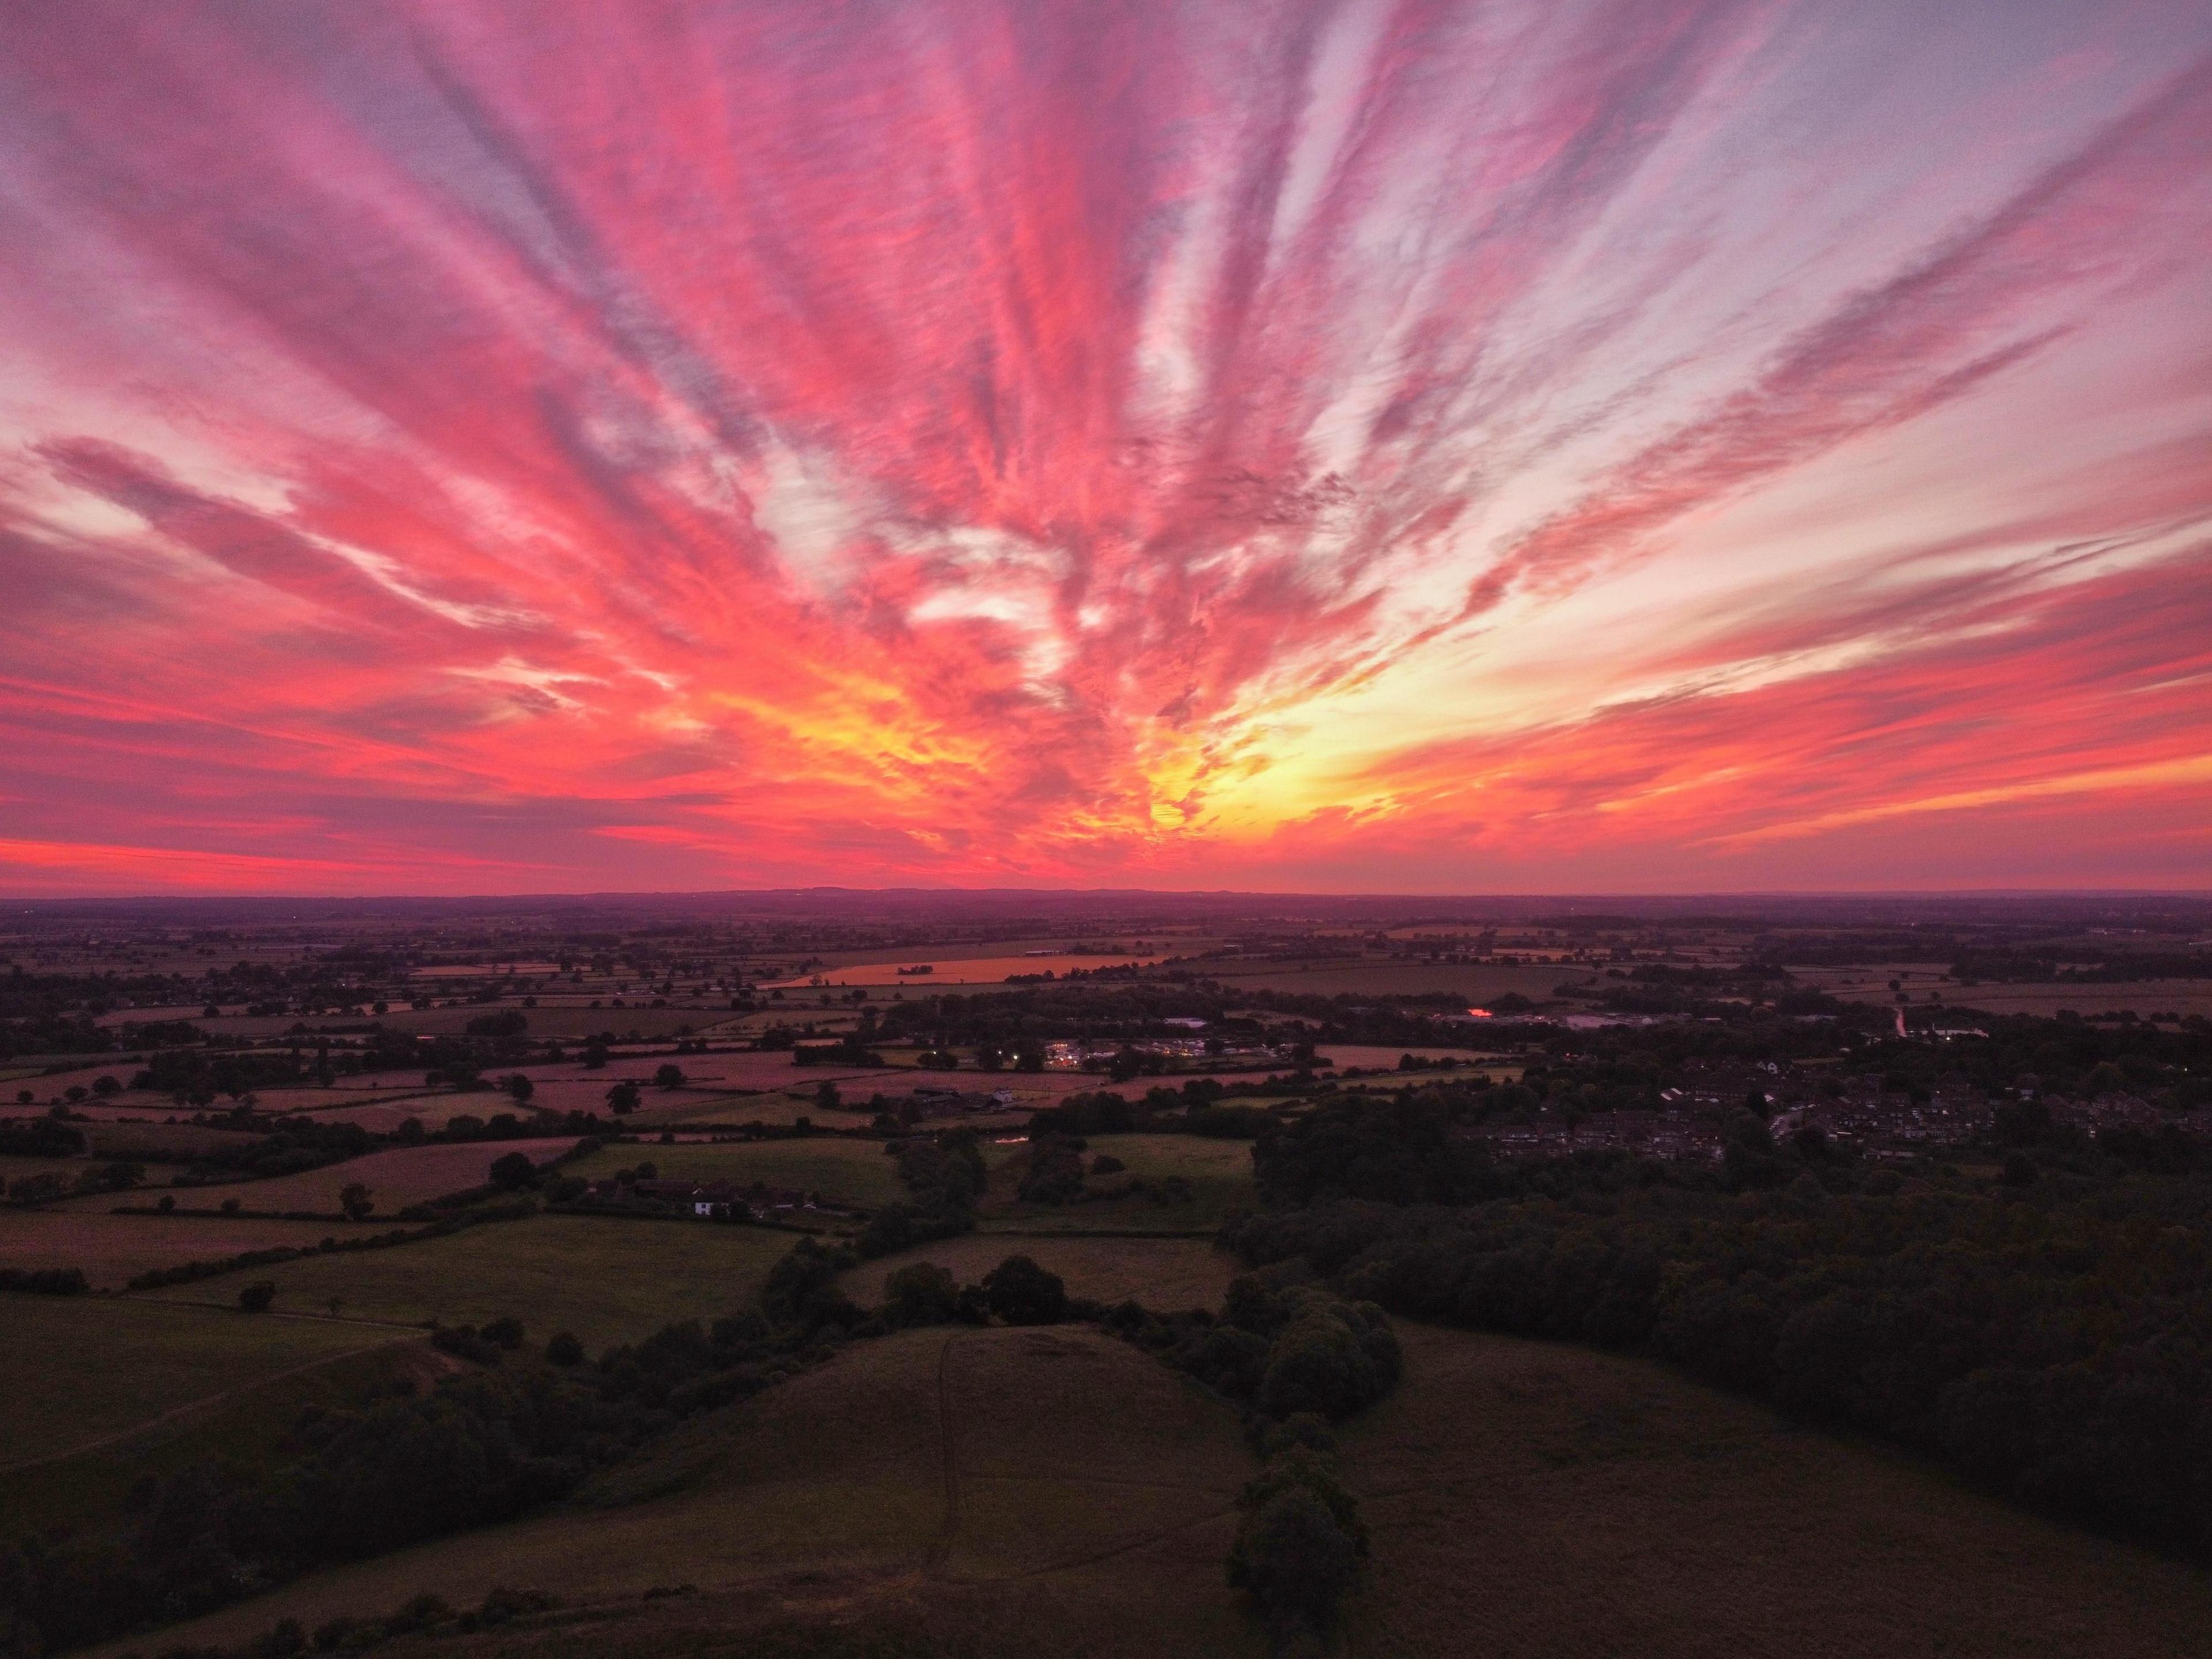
[139,1213,799,1349]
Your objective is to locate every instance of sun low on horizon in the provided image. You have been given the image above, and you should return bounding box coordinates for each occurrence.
[2,0,2209,897]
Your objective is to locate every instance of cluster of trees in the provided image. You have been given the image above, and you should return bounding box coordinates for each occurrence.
[857,1129,987,1259]
[0,1267,88,1296]
[1096,1277,1396,1644]
[1103,1278,1400,1426]
[1226,1139,2212,1550]
[5,1158,146,1209]
[0,1118,85,1157]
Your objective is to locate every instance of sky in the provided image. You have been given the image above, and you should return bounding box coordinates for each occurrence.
[2,0,2209,897]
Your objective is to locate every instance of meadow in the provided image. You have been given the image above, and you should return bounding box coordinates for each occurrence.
[138,1212,799,1349]
[0,1296,411,1471]
[78,1325,1262,1659]
[48,1137,581,1218]
[0,1209,357,1288]
[70,1313,2212,1659]
[976,1132,1257,1233]
[1342,1325,2212,1657]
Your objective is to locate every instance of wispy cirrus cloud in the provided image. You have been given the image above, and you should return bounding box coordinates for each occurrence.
[0,0,2207,894]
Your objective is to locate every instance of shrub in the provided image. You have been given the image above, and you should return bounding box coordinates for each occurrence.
[1226,1452,1368,1639]
[884,1262,961,1327]
[980,1255,1067,1326]
[238,1281,277,1312]
[545,1330,585,1366]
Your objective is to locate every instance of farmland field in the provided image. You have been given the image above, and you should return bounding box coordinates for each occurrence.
[79,1325,1262,1659]
[1316,1042,1515,1071]
[840,1233,1238,1310]
[1342,1324,2212,1657]
[138,1213,801,1349]
[976,1132,1256,1233]
[80,1119,267,1160]
[0,1296,411,1465]
[565,1137,908,1208]
[0,1209,358,1288]
[51,1137,582,1216]
[764,952,1173,987]
[1209,960,1599,999]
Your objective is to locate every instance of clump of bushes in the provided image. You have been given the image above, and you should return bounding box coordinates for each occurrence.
[1226,1448,1369,1647]
[1104,1277,1400,1423]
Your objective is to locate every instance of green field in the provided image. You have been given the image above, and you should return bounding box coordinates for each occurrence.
[1341,1324,2212,1657]
[81,1325,1263,1659]
[1208,960,1597,999]
[185,1137,579,1214]
[0,1296,410,1474]
[138,1213,802,1350]
[567,1137,910,1208]
[976,1132,1256,1233]
[0,1209,358,1288]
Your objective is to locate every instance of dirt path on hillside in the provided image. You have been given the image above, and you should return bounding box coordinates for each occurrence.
[927,1331,963,1569]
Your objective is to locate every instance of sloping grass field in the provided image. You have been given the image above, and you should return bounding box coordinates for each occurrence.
[0,1296,410,1467]
[0,1209,358,1288]
[137,1213,800,1349]
[79,1325,1263,1659]
[1342,1324,2212,1657]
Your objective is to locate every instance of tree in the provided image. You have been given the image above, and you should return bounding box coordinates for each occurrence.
[654,1063,687,1089]
[339,1183,375,1221]
[488,1152,537,1191]
[546,1330,585,1366]
[813,1080,842,1113]
[605,1081,641,1116]
[504,1074,535,1105]
[980,1255,1067,1326]
[582,1042,609,1070]
[238,1281,276,1313]
[1225,1453,1367,1640]
[884,1262,961,1327]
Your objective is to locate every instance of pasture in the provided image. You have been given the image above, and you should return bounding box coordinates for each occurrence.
[1343,1324,2212,1657]
[0,1296,410,1471]
[0,1209,357,1288]
[50,1137,582,1217]
[138,1213,800,1349]
[80,1325,1262,1659]
[977,1132,1256,1233]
